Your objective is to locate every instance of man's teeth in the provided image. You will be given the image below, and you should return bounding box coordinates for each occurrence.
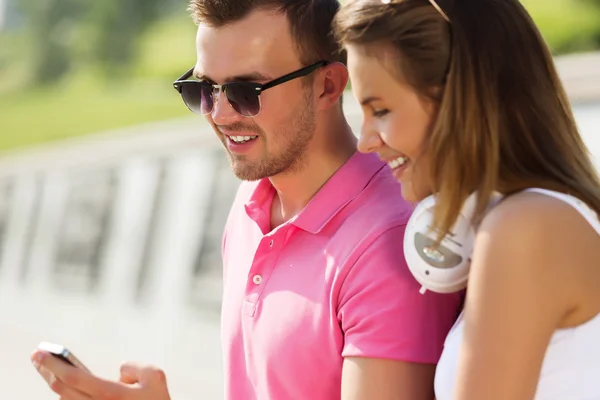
[388,156,408,170]
[230,135,258,143]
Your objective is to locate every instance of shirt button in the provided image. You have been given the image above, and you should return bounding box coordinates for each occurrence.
[269,240,274,248]
[252,275,263,285]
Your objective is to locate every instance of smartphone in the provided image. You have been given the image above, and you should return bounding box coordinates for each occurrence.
[37,342,90,373]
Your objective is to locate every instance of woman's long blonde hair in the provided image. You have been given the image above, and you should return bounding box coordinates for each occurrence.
[334,0,600,238]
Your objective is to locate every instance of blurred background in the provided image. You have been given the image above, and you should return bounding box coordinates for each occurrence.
[0,0,599,398]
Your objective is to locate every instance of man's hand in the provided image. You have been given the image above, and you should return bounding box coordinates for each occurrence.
[31,350,171,400]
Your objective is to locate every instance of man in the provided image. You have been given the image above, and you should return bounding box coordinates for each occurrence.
[31,1,463,399]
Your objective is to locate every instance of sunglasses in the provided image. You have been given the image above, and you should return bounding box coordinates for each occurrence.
[381,0,450,23]
[173,61,329,118]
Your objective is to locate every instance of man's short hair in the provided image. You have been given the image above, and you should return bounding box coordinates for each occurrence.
[188,0,346,66]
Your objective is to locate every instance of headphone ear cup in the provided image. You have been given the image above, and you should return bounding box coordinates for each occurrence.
[403,194,475,294]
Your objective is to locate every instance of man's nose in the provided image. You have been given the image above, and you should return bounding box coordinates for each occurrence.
[210,88,241,126]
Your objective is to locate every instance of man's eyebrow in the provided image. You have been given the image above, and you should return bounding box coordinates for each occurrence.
[193,70,273,83]
[193,70,213,82]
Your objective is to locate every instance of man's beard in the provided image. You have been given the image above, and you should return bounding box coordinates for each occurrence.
[222,89,316,181]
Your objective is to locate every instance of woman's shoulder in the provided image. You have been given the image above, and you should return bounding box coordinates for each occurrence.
[480,189,598,243]
[473,189,600,324]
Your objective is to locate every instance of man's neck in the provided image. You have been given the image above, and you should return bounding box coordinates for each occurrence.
[269,122,357,230]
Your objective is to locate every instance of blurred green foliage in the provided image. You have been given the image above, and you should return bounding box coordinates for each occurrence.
[0,75,189,150]
[524,0,600,54]
[14,0,168,82]
[0,0,599,152]
[0,4,197,152]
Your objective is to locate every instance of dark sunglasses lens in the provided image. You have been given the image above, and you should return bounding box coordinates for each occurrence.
[181,83,213,115]
[226,84,260,117]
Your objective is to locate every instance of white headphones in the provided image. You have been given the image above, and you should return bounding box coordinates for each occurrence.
[403,191,503,295]
[404,188,600,295]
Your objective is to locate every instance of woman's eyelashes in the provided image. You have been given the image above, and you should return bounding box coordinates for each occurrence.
[372,108,390,118]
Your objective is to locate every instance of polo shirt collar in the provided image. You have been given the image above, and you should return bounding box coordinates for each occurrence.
[244,151,386,235]
[244,178,276,234]
[293,151,384,234]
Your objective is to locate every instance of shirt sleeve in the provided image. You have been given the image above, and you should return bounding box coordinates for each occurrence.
[337,224,465,364]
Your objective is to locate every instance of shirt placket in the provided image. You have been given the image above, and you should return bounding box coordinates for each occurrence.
[242,226,290,317]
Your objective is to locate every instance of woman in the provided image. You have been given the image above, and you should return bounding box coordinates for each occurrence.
[334,0,600,399]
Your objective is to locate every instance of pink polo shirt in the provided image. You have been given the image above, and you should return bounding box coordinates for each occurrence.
[220,151,463,400]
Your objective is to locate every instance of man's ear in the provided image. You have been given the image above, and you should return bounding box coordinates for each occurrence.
[315,62,349,111]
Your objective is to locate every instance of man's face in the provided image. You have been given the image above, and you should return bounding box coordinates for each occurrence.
[194,9,317,181]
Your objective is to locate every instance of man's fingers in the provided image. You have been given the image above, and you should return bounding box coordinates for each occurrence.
[35,363,58,392]
[31,352,65,395]
[120,362,168,389]
[119,361,141,384]
[32,350,94,393]
[57,385,93,400]
[32,350,126,398]
[33,364,90,400]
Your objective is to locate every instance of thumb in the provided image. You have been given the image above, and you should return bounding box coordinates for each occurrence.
[120,362,168,389]
[119,362,141,384]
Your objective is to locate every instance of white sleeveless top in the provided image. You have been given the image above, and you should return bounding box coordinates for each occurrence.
[434,188,600,400]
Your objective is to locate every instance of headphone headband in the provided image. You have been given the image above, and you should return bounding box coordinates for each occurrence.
[404,188,599,295]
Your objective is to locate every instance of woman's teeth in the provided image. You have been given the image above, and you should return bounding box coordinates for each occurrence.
[230,135,258,144]
[388,156,408,170]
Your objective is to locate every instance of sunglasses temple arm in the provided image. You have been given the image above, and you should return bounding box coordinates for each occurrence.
[175,67,195,82]
[262,61,329,91]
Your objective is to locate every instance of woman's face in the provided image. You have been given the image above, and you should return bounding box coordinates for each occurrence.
[346,44,436,203]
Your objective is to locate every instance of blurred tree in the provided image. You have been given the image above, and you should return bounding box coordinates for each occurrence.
[84,0,165,78]
[16,0,86,84]
[15,0,173,83]
[582,0,600,45]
